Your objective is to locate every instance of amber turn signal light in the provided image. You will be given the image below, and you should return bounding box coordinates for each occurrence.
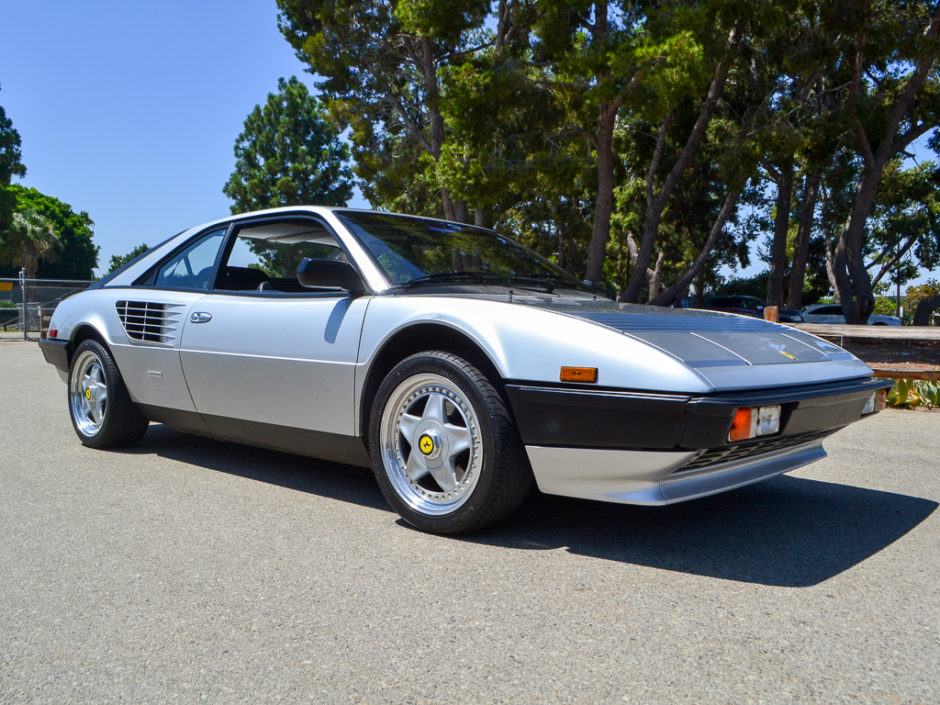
[729,405,781,441]
[729,408,753,441]
[560,366,598,383]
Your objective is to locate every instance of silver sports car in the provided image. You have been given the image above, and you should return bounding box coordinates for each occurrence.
[40,207,890,533]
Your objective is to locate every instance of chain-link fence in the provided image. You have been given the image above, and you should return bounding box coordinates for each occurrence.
[0,270,95,340]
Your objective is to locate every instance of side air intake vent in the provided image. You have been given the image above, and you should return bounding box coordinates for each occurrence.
[116,301,184,344]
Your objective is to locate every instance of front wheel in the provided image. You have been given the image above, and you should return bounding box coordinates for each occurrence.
[369,351,531,534]
[68,339,149,448]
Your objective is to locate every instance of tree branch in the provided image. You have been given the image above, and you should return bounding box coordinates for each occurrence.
[651,187,743,306]
[870,233,920,287]
[650,22,742,213]
[386,91,432,153]
[874,1,940,165]
[646,111,674,207]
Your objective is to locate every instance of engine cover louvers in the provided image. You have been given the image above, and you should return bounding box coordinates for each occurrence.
[116,300,184,344]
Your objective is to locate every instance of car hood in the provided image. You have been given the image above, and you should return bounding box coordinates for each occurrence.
[512,296,866,388]
[400,290,870,388]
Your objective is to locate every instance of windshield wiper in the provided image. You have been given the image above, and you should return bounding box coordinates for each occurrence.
[401,270,576,294]
[515,273,574,283]
[511,273,583,289]
[401,271,506,288]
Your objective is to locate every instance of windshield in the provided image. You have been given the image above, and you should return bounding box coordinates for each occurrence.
[335,211,585,290]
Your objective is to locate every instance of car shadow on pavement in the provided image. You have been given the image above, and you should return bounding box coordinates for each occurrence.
[126,423,389,511]
[128,424,935,588]
[476,476,937,587]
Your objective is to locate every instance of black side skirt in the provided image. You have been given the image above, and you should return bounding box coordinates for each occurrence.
[137,404,371,468]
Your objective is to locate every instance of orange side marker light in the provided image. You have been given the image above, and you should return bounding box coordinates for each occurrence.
[560,366,598,383]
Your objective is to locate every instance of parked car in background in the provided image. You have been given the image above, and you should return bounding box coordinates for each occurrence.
[802,303,902,326]
[705,295,804,323]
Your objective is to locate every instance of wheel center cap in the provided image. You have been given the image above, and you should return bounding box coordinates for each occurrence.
[85,388,92,400]
[417,431,442,460]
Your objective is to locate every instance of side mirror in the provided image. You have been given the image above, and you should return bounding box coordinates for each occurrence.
[297,258,365,296]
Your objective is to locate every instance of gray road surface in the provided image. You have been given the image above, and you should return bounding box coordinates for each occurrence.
[1,340,937,704]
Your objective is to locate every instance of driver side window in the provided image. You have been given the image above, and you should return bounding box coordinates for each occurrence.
[215,219,348,293]
[154,228,226,290]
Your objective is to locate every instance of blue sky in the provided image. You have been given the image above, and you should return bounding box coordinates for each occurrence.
[1,0,364,275]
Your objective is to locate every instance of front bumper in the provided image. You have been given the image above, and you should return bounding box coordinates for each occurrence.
[524,440,826,505]
[505,376,891,505]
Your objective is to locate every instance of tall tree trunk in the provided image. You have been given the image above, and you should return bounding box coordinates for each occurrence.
[416,35,462,221]
[913,295,940,326]
[825,238,839,303]
[695,268,705,306]
[835,2,940,322]
[651,187,742,306]
[834,170,880,322]
[582,0,615,283]
[624,230,663,296]
[621,23,741,302]
[766,159,794,307]
[452,200,469,223]
[424,79,455,220]
[584,104,617,282]
[819,186,840,301]
[787,173,819,310]
[439,190,456,221]
[647,250,664,301]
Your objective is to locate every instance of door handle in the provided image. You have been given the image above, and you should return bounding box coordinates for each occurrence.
[190,312,212,324]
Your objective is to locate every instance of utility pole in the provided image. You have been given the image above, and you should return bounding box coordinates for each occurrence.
[18,268,26,340]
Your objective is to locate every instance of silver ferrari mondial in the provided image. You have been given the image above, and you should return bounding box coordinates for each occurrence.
[41,207,890,533]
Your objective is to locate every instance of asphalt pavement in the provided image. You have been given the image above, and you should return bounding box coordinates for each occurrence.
[1,340,937,704]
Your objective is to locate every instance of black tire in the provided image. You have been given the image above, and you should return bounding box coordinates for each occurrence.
[67,339,149,448]
[369,351,532,534]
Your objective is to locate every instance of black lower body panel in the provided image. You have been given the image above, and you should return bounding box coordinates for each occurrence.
[504,377,892,452]
[39,338,70,374]
[137,404,371,467]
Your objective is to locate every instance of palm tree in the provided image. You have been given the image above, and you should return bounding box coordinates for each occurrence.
[3,208,59,279]
[2,209,59,331]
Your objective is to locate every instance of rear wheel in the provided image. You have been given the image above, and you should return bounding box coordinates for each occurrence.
[369,351,531,534]
[68,340,149,448]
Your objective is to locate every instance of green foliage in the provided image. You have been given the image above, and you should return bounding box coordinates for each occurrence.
[223,77,353,213]
[904,279,940,313]
[873,296,899,316]
[440,56,547,199]
[275,0,940,299]
[1,207,58,278]
[0,87,27,239]
[866,160,940,286]
[277,0,483,219]
[1,185,98,279]
[710,272,769,299]
[903,279,940,323]
[886,379,940,409]
[107,243,150,274]
[394,0,488,44]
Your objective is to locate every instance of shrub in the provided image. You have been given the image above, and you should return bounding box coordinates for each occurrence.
[886,379,940,409]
